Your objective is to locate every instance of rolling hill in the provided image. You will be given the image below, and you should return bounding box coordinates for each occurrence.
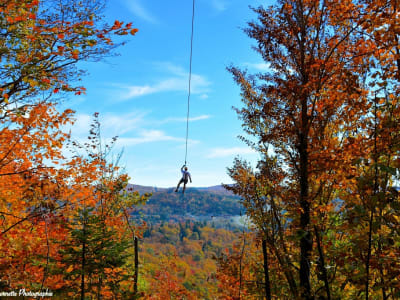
[129,185,244,223]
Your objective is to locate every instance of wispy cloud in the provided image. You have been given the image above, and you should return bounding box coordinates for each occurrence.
[207,147,257,158]
[118,130,180,146]
[123,86,153,98]
[70,117,195,149]
[101,113,147,135]
[124,0,158,24]
[118,130,199,147]
[69,110,208,144]
[70,112,147,138]
[161,114,211,124]
[243,62,294,75]
[244,62,272,72]
[117,63,211,100]
[211,0,228,12]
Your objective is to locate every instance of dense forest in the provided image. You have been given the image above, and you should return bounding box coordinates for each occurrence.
[138,221,244,299]
[130,186,243,222]
[0,0,400,299]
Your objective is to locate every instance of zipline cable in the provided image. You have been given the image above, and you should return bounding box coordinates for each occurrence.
[184,0,195,166]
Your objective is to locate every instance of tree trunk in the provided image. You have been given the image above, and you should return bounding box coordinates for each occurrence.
[314,226,331,300]
[81,223,86,300]
[299,103,312,299]
[238,234,246,299]
[366,96,379,300]
[366,210,374,300]
[262,239,272,300]
[134,236,139,298]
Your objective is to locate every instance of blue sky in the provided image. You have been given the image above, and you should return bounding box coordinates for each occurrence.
[61,0,274,187]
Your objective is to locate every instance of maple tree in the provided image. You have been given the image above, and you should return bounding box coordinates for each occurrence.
[0,0,137,107]
[0,103,74,290]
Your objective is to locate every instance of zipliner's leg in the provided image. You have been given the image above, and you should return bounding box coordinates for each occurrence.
[175,178,184,192]
[182,180,188,194]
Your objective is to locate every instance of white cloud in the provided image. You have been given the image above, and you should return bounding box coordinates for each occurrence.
[244,62,295,75]
[124,86,153,98]
[118,130,179,146]
[124,0,158,24]
[117,63,211,100]
[68,111,206,146]
[244,62,272,72]
[188,115,211,122]
[117,130,199,147]
[70,112,147,137]
[211,0,228,12]
[68,115,199,150]
[206,147,257,158]
[161,114,211,123]
[101,113,146,135]
[69,114,92,137]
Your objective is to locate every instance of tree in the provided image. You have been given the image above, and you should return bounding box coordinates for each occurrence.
[336,1,400,298]
[0,0,137,108]
[216,233,266,300]
[229,0,374,298]
[56,207,130,299]
[60,114,147,299]
[226,156,291,299]
[0,0,139,238]
[0,102,75,290]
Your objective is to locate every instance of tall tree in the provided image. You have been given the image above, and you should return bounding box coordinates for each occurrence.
[229,0,371,298]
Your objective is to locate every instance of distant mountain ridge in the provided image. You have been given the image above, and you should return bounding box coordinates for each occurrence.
[128,184,242,223]
[128,184,234,196]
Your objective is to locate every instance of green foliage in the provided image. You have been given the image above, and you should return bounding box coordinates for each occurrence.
[54,207,131,298]
[132,188,243,223]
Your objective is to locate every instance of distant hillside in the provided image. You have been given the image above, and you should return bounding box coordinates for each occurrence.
[129,184,234,196]
[129,185,243,223]
[128,184,168,194]
[194,185,234,196]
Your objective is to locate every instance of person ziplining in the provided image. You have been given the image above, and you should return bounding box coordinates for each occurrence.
[175,165,192,194]
[175,0,195,194]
